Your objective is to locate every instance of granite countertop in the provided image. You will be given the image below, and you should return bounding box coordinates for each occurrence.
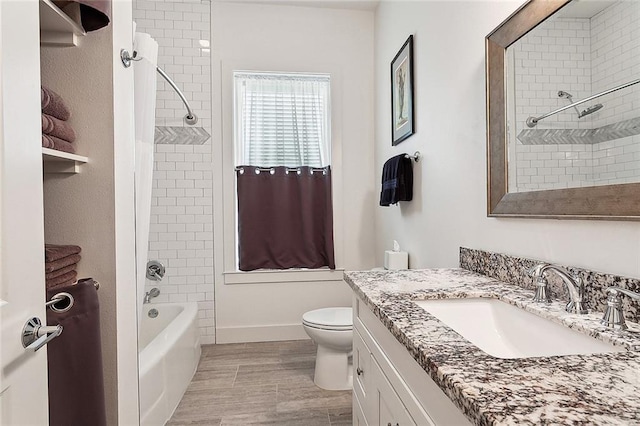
[344,268,640,425]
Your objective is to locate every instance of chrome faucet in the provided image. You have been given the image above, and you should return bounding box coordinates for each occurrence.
[143,287,160,304]
[527,263,588,314]
[601,287,640,331]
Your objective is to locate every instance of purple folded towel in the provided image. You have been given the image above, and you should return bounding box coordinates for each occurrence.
[45,254,82,273]
[42,114,76,143]
[42,134,76,154]
[46,264,78,280]
[46,270,78,289]
[45,244,82,262]
[41,86,71,121]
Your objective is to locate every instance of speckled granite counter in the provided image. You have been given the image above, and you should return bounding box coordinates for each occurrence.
[344,268,640,425]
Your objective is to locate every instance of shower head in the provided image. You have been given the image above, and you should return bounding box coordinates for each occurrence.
[578,103,604,118]
[558,90,573,100]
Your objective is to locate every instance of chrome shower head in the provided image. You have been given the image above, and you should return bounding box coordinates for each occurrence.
[578,103,604,118]
[558,90,573,100]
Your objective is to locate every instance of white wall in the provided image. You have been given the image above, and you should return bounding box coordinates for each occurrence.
[212,1,375,342]
[374,1,640,279]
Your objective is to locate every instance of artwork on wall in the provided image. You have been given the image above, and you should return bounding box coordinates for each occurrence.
[391,34,414,146]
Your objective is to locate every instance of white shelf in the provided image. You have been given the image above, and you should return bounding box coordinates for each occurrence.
[42,147,88,174]
[39,0,86,47]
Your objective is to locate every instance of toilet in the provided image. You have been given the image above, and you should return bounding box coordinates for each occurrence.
[302,307,353,390]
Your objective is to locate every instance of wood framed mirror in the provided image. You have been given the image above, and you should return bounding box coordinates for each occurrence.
[486,0,640,220]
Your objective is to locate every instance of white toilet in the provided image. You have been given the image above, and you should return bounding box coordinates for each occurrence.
[302,307,353,390]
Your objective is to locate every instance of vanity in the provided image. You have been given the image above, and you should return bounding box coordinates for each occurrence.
[346,258,640,425]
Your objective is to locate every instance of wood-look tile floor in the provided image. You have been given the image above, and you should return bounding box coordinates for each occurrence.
[167,340,353,426]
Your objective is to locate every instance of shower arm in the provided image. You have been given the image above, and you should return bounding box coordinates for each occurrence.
[156,66,198,126]
[526,77,640,128]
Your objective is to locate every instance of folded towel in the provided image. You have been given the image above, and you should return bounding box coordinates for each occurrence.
[42,114,76,143]
[42,134,76,154]
[45,254,82,273]
[380,154,413,206]
[46,270,78,288]
[52,1,111,31]
[41,86,71,121]
[45,244,82,262]
[46,264,78,280]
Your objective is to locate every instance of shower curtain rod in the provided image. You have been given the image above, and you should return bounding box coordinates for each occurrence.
[526,77,640,128]
[156,66,198,126]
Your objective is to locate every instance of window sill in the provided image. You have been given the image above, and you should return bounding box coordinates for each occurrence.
[223,268,345,285]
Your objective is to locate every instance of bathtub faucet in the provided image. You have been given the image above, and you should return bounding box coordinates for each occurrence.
[144,288,160,304]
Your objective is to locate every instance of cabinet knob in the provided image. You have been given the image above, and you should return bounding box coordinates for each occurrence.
[356,367,364,376]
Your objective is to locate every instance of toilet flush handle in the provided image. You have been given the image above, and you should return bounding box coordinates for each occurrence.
[356,367,363,376]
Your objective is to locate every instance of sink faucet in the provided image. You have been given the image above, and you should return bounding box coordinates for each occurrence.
[601,287,640,331]
[144,287,160,304]
[527,263,588,314]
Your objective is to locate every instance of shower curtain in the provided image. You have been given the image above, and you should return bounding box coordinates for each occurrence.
[133,31,158,328]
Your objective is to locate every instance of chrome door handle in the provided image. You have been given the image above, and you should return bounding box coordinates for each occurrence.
[22,317,63,352]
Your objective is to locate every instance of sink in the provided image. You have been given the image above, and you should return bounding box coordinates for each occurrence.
[414,298,623,359]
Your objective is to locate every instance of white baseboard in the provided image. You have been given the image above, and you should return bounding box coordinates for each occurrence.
[199,335,216,345]
[215,323,310,343]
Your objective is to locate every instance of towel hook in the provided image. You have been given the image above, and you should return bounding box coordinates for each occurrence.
[405,151,421,163]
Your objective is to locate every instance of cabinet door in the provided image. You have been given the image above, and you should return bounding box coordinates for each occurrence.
[371,357,417,426]
[354,328,373,420]
[353,392,369,426]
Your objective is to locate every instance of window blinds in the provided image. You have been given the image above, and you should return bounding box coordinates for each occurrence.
[234,72,331,167]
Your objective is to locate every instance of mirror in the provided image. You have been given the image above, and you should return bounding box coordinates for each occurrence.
[486,0,640,219]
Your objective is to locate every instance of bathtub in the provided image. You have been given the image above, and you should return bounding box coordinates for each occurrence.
[139,302,201,426]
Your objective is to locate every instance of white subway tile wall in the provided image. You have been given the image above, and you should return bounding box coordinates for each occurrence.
[591,0,640,128]
[133,0,215,342]
[509,1,640,192]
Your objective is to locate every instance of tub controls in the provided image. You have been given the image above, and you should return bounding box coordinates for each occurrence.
[146,260,166,281]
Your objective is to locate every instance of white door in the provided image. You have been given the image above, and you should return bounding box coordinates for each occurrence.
[0,0,50,424]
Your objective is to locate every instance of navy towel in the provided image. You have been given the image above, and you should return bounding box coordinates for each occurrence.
[380,154,413,206]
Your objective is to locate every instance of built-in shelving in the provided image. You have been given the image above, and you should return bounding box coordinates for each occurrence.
[42,147,88,174]
[39,0,86,47]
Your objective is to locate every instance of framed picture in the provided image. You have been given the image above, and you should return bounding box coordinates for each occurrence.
[391,35,414,146]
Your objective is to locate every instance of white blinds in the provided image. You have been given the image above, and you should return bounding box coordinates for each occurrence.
[234,72,331,167]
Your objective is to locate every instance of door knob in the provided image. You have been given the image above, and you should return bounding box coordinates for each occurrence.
[22,317,63,352]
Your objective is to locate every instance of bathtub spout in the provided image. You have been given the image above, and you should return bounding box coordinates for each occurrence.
[144,288,160,304]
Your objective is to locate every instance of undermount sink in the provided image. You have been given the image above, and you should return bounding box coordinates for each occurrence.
[414,298,623,359]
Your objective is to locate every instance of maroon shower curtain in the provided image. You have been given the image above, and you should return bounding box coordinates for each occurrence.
[237,165,335,271]
[46,279,106,426]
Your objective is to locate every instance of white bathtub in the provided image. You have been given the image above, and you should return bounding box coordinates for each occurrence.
[139,302,201,426]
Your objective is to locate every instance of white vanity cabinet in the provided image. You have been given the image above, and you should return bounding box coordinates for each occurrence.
[352,295,472,426]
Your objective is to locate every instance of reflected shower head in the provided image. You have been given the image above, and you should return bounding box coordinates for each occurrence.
[578,103,604,118]
[558,90,573,100]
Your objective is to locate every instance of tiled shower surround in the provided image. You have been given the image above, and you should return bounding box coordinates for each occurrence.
[509,0,640,192]
[459,247,640,324]
[133,0,215,342]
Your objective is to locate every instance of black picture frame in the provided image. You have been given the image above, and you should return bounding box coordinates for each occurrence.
[391,35,415,146]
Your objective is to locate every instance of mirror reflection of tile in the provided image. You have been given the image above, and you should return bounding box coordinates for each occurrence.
[506,0,640,193]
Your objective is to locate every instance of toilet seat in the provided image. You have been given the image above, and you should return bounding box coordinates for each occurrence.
[302,307,352,331]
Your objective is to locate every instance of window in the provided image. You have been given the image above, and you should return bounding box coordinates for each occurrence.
[234,72,331,167]
[233,72,335,272]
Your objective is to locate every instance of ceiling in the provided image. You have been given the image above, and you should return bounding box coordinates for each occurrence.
[555,0,615,19]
